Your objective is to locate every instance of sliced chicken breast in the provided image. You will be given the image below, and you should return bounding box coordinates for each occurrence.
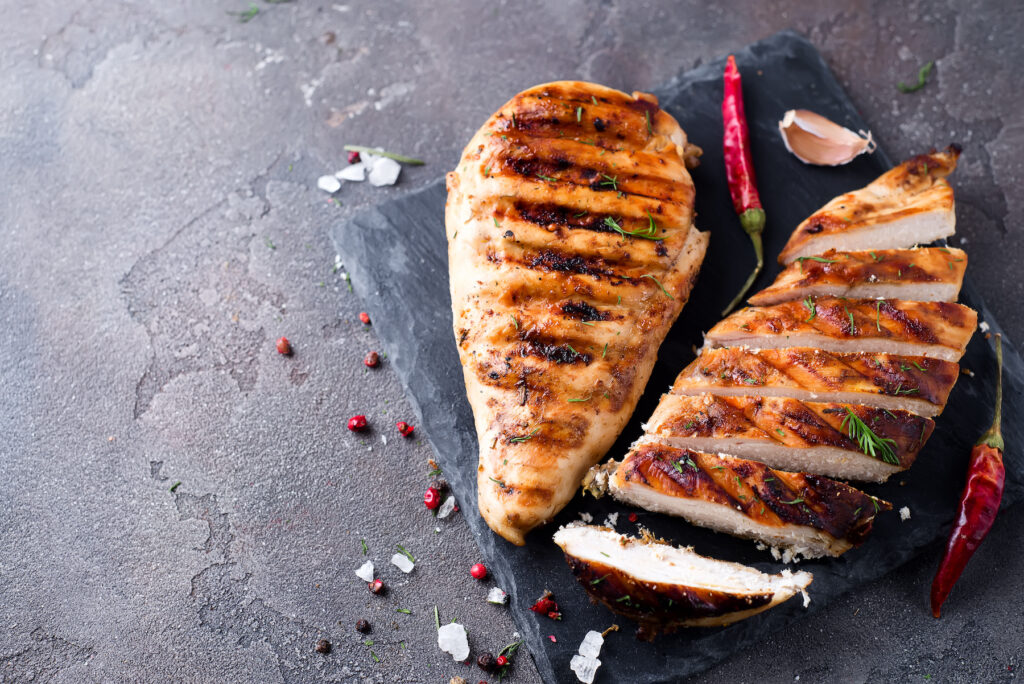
[643,394,934,482]
[749,247,968,306]
[778,146,960,264]
[447,81,708,545]
[553,524,813,639]
[584,444,890,558]
[705,297,977,362]
[671,346,959,417]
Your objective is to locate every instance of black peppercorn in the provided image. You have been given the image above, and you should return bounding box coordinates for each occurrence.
[355,619,371,633]
[315,639,331,654]
[476,651,497,673]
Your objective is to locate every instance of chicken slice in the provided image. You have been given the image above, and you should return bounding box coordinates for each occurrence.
[670,347,959,417]
[643,394,934,482]
[749,247,967,306]
[553,524,813,640]
[447,81,709,545]
[704,297,977,362]
[584,444,890,558]
[778,146,960,264]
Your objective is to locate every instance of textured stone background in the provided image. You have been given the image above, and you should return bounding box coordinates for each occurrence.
[1,1,1021,682]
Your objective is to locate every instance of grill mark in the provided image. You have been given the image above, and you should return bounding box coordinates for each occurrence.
[560,300,609,322]
[499,153,684,205]
[514,201,619,234]
[518,338,592,365]
[878,300,938,343]
[526,249,633,281]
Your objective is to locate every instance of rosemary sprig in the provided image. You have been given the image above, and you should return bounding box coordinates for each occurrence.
[841,407,899,465]
[599,174,618,190]
[576,106,583,123]
[343,145,425,165]
[603,216,664,241]
[641,274,674,299]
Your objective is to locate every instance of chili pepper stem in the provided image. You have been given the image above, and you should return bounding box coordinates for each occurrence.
[722,208,765,315]
[977,334,1004,451]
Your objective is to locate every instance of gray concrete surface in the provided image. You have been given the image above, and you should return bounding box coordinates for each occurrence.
[1,1,1021,682]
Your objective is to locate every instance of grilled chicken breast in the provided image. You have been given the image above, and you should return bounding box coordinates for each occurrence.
[643,394,934,481]
[553,524,813,639]
[447,81,709,545]
[749,247,968,306]
[778,146,960,263]
[672,347,959,417]
[705,297,977,362]
[584,444,890,558]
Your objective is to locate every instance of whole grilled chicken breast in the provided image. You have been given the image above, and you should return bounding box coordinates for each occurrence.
[778,146,960,264]
[447,81,708,545]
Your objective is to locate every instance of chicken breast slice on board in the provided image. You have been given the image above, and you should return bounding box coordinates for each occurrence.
[584,443,890,558]
[749,247,968,306]
[777,145,960,264]
[670,346,960,417]
[704,297,977,362]
[447,81,708,545]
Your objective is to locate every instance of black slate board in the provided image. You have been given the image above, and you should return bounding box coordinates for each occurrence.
[332,31,1024,683]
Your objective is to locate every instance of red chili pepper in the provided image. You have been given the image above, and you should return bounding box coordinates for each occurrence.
[396,421,415,437]
[276,336,292,355]
[721,54,766,316]
[347,415,368,431]
[423,486,441,510]
[930,334,1005,618]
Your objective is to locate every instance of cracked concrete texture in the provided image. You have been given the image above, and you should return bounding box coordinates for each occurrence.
[1,1,1021,682]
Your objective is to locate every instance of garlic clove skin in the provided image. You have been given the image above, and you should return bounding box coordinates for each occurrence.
[779,109,876,166]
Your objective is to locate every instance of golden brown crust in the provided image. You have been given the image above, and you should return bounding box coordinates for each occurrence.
[750,247,967,306]
[646,394,934,471]
[447,81,708,544]
[673,347,960,415]
[778,146,960,264]
[706,297,977,360]
[615,444,890,550]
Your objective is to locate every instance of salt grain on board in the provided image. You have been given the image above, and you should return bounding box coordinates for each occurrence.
[336,163,366,182]
[487,587,508,605]
[437,495,457,519]
[570,655,601,683]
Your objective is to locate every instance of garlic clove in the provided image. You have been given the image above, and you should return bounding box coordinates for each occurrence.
[779,109,876,166]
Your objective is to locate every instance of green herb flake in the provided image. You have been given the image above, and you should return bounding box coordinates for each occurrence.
[567,396,590,403]
[493,217,500,228]
[615,594,632,603]
[876,300,883,332]
[897,61,935,94]
[396,544,415,563]
[489,476,506,488]
[590,574,610,585]
[804,296,817,322]
[641,274,674,300]
[603,215,664,241]
[360,538,368,555]
[434,605,440,630]
[599,174,618,190]
[602,343,608,359]
[645,109,652,135]
[576,106,583,123]
[536,174,558,182]
[510,314,519,330]
[396,608,411,614]
[869,251,883,262]
[775,428,785,437]
[169,481,181,493]
[592,96,598,105]
[911,360,927,373]
[227,3,260,22]
[510,427,540,443]
[782,497,805,505]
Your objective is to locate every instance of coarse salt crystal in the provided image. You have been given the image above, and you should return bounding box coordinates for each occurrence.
[578,630,604,659]
[391,553,415,573]
[980,321,990,333]
[355,560,374,582]
[336,163,366,182]
[437,622,469,661]
[437,495,457,519]
[602,512,618,529]
[578,512,593,523]
[487,587,508,605]
[317,175,341,193]
[899,506,911,521]
[570,654,601,683]
[368,157,402,186]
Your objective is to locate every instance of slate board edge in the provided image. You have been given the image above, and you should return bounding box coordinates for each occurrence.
[330,30,1023,684]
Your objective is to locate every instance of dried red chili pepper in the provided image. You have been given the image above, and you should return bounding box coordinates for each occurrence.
[721,54,766,316]
[930,333,1005,618]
